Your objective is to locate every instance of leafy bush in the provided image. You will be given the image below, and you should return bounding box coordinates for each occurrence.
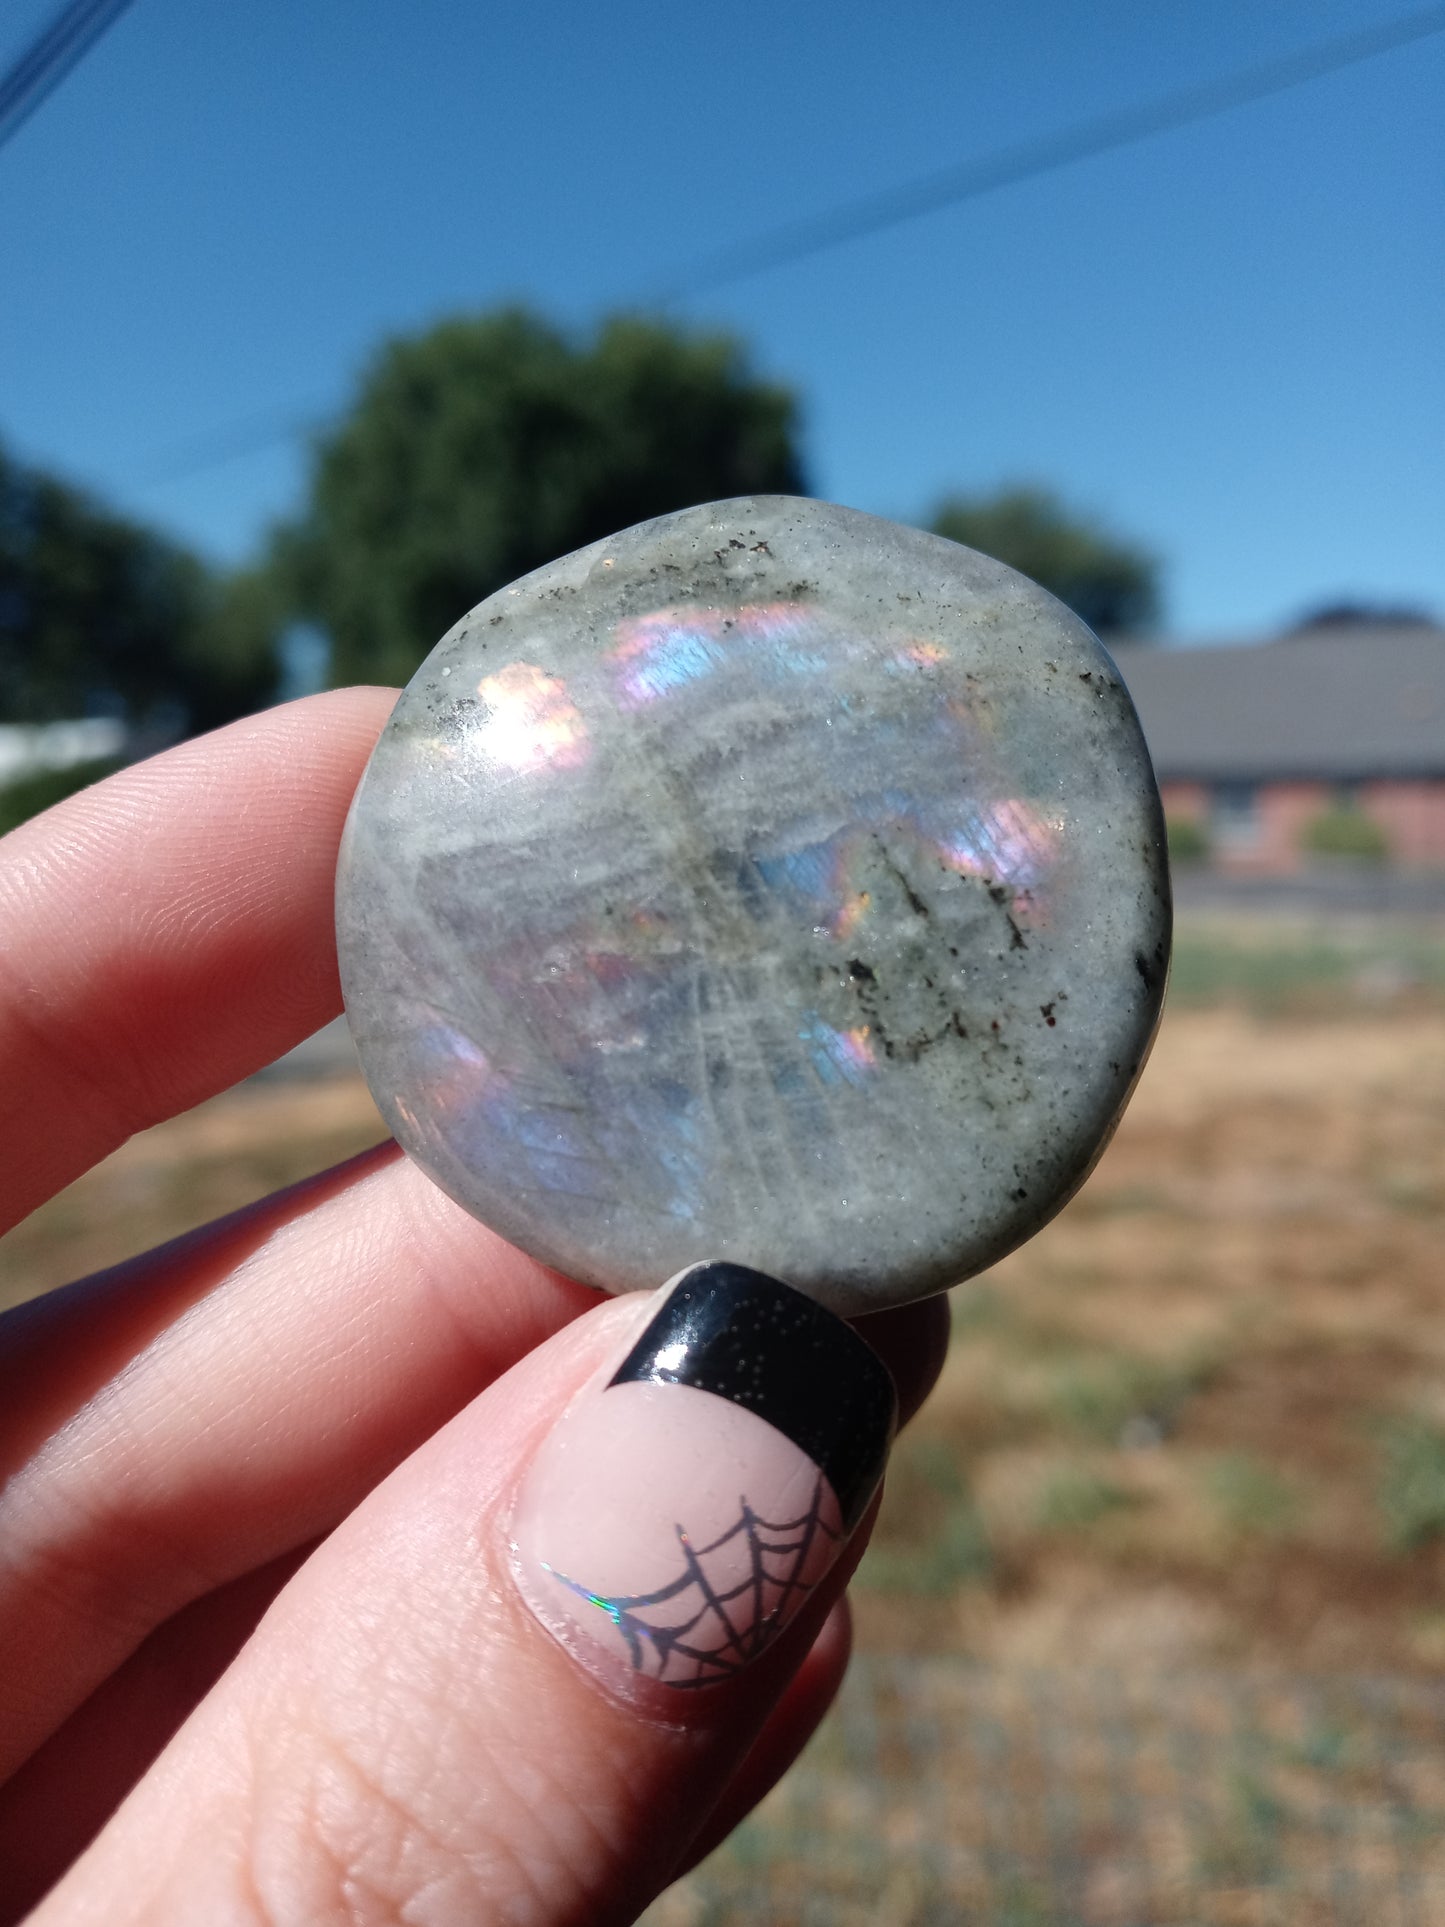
[1302,804,1389,863]
[1167,815,1211,865]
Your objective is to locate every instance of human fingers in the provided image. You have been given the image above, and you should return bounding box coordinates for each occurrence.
[0,686,395,1236]
[0,682,607,1776]
[32,1268,901,1927]
[0,1575,850,1920]
[0,1148,594,1783]
[0,1548,312,1921]
[0,1165,946,1815]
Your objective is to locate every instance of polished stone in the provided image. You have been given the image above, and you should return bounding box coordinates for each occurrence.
[336,497,1170,1314]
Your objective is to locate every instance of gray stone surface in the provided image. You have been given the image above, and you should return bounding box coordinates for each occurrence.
[336,497,1170,1314]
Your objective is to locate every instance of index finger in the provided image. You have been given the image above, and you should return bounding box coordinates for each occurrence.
[0,688,396,1235]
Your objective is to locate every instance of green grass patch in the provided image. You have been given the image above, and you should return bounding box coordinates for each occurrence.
[1286,1720,1356,1773]
[1375,1171,1442,1215]
[1033,1467,1136,1535]
[1205,1452,1303,1538]
[1377,1416,1445,1552]
[1169,919,1445,1013]
[1166,815,1211,865]
[1071,1182,1165,1219]
[1043,1346,1212,1444]
[948,1280,1011,1337]
[1196,1768,1289,1887]
[860,1435,992,1595]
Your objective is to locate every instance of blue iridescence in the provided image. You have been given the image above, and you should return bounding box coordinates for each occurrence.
[337,496,1169,1312]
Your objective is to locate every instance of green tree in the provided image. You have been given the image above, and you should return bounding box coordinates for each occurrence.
[0,441,277,733]
[279,309,807,687]
[929,486,1160,636]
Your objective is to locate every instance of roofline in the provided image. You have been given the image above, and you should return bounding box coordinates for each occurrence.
[1156,765,1445,786]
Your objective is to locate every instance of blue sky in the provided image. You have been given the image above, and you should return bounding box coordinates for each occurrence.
[1,0,1440,637]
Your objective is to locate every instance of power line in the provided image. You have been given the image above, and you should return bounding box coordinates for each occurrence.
[139,406,324,487]
[140,3,1445,489]
[0,0,136,153]
[658,2,1445,298]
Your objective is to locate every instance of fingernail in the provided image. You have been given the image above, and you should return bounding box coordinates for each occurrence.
[510,1262,897,1691]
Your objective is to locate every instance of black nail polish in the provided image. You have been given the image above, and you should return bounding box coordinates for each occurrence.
[610,1261,898,1530]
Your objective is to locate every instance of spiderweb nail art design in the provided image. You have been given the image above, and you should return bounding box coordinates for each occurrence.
[545,1475,841,1687]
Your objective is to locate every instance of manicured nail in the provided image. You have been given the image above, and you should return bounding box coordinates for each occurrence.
[510,1262,897,1691]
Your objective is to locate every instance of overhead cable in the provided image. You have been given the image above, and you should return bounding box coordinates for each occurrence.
[658,3,1445,298]
[142,4,1445,486]
[0,0,136,154]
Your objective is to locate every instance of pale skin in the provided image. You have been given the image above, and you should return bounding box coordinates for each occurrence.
[0,688,949,1927]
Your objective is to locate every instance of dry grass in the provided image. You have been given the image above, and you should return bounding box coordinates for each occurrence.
[4,916,1445,1680]
[0,1078,387,1310]
[646,1661,1445,1926]
[859,988,1445,1675]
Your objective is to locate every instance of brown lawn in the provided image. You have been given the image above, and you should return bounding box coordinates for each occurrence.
[4,917,1445,1677]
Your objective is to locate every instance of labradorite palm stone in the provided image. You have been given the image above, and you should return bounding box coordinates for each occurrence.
[336,496,1169,1314]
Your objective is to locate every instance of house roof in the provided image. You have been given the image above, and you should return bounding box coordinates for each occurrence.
[1107,627,1445,783]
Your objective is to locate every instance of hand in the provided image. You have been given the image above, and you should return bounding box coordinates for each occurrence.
[0,690,948,1926]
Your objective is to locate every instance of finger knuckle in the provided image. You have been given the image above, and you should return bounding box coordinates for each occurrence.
[243,1713,613,1927]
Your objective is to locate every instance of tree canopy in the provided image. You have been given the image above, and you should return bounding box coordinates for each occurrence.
[0,441,277,733]
[929,486,1160,637]
[279,309,807,687]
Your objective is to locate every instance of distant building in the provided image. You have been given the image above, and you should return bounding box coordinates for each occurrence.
[1110,626,1445,874]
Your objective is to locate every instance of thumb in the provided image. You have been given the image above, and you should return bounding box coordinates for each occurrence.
[33,1265,898,1927]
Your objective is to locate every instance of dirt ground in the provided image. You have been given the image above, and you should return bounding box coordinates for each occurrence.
[4,917,1444,1679]
[0,1077,387,1307]
[858,992,1445,1677]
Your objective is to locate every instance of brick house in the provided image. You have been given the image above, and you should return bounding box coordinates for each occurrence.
[1109,626,1445,874]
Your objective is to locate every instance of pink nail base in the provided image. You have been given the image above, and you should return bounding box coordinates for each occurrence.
[512,1381,846,1691]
